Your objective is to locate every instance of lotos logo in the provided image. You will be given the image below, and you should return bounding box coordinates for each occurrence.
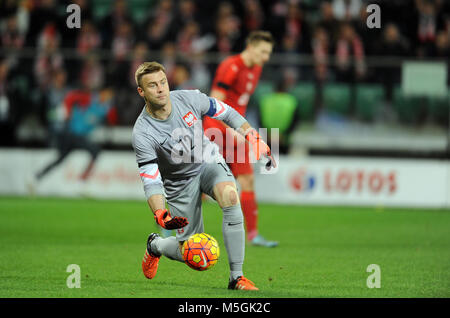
[290,168,316,192]
[289,166,397,195]
[182,112,197,127]
[324,169,396,194]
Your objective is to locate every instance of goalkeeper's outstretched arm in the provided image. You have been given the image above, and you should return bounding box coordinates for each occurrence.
[204,96,277,168]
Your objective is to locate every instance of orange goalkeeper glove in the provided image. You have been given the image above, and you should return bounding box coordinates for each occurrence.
[154,209,188,230]
[245,129,270,160]
[245,129,277,169]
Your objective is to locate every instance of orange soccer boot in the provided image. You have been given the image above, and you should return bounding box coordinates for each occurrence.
[228,276,259,291]
[142,233,161,279]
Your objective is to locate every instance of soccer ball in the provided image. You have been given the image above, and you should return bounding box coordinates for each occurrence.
[182,233,220,271]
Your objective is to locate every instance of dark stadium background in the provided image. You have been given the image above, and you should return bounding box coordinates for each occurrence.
[1,0,449,155]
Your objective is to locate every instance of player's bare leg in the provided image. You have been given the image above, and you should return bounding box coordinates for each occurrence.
[237,173,278,248]
[79,159,96,181]
[213,181,258,290]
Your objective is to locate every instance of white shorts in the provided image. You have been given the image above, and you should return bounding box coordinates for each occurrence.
[163,155,235,241]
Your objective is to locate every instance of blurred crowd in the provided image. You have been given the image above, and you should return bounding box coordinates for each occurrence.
[0,0,449,146]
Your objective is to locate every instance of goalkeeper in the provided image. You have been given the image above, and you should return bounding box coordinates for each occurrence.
[132,62,275,290]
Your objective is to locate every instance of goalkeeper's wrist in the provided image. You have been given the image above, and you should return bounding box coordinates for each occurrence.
[244,128,260,144]
[154,209,168,226]
[154,209,166,215]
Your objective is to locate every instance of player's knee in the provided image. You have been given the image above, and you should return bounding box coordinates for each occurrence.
[218,184,240,208]
[226,186,239,206]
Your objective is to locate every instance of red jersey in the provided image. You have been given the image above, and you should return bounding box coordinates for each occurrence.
[204,54,261,175]
[211,54,262,116]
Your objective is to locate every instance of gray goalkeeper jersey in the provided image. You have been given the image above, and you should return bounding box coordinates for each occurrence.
[132,89,246,182]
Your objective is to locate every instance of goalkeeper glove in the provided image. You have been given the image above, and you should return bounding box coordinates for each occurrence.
[245,129,270,160]
[245,129,277,169]
[154,209,188,230]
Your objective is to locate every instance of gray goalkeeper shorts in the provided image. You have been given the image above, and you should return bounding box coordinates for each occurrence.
[163,155,235,242]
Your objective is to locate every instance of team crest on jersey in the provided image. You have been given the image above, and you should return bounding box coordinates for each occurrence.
[182,111,197,127]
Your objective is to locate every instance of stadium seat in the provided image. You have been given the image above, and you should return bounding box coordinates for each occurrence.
[288,82,315,121]
[91,0,111,20]
[323,83,351,115]
[428,89,450,126]
[91,0,153,22]
[355,84,385,122]
[392,86,425,124]
[129,0,153,24]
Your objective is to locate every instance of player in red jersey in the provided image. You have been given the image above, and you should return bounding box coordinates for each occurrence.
[203,31,278,247]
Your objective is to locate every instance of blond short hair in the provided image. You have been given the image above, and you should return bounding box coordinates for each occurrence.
[245,30,275,47]
[135,61,166,87]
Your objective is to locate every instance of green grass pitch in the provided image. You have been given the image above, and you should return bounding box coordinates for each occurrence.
[0,196,449,298]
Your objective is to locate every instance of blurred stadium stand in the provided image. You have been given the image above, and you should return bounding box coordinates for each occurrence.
[0,0,449,159]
